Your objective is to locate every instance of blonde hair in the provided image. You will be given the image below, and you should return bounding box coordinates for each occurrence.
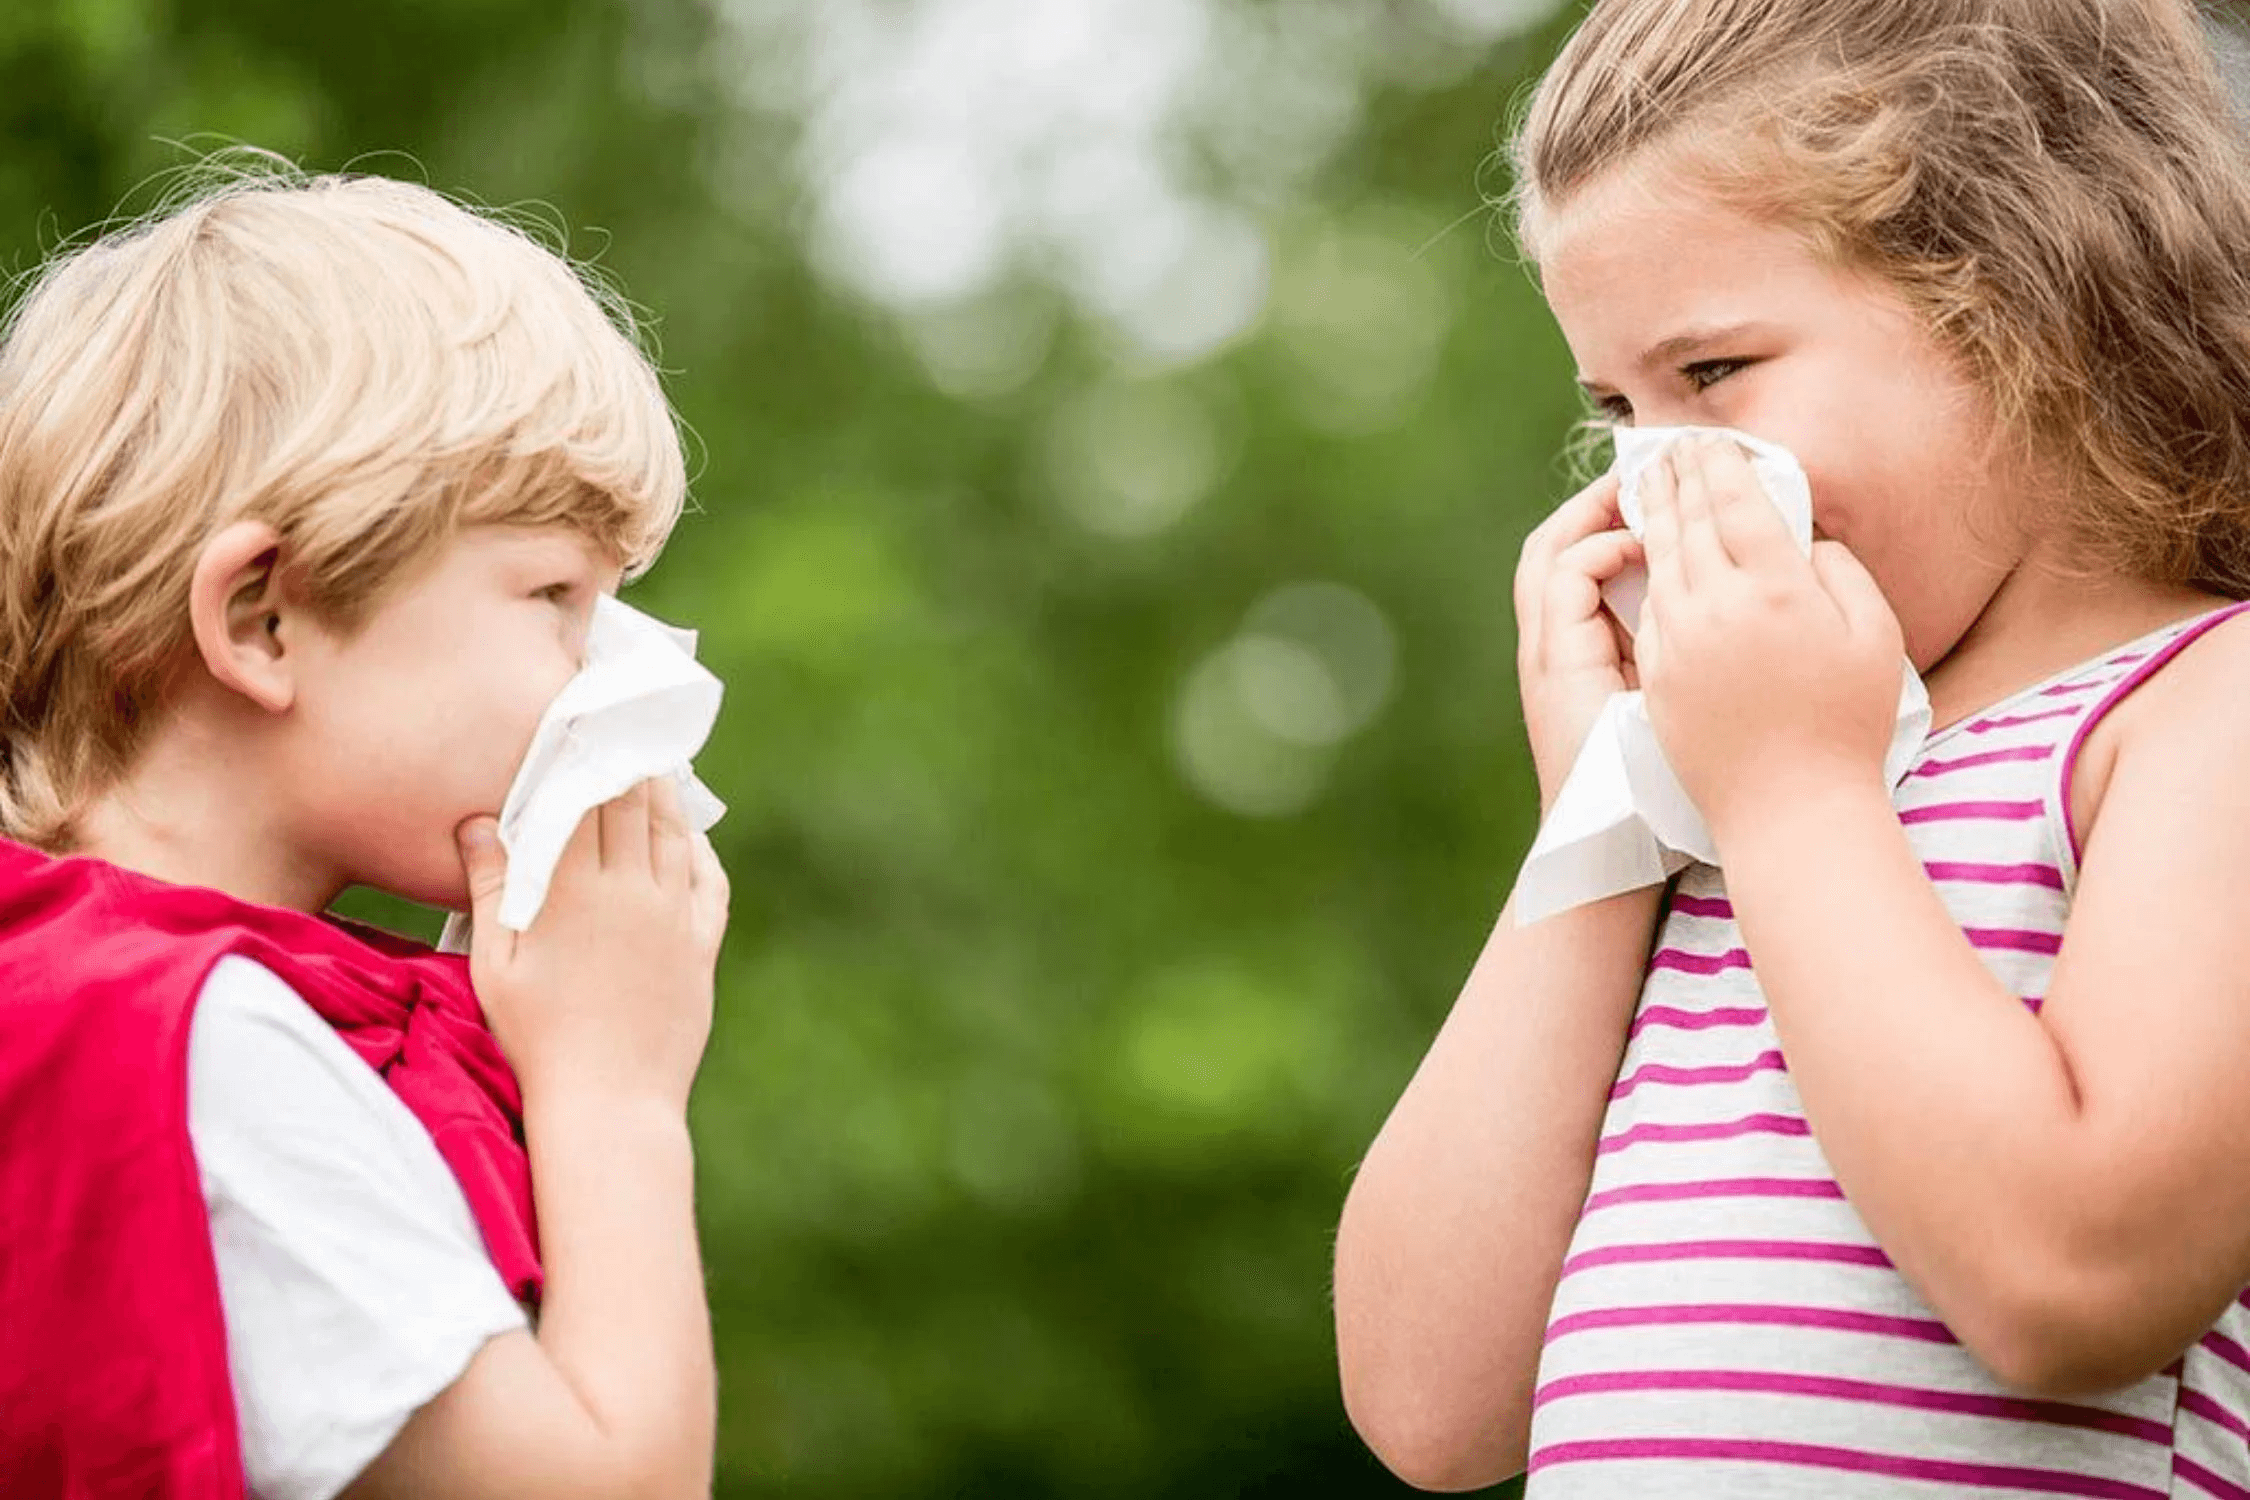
[0,159,688,847]
[1512,0,2250,596]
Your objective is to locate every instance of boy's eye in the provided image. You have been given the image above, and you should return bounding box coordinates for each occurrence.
[534,582,576,604]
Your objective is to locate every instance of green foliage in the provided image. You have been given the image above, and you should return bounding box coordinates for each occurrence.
[11,0,1587,1492]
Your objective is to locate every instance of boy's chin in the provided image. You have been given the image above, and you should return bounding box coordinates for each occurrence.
[404,873,474,914]
[345,858,472,919]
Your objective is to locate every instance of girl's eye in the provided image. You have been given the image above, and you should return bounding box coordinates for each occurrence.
[534,582,576,604]
[1595,393,1633,423]
[1683,358,1748,392]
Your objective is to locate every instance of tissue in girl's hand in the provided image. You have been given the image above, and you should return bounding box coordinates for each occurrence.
[1514,426,1930,925]
[444,594,724,945]
[1598,425,1815,637]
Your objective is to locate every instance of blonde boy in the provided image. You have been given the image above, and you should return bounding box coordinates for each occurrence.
[0,167,728,1500]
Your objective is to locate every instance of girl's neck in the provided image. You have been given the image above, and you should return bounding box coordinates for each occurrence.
[1922,558,2223,734]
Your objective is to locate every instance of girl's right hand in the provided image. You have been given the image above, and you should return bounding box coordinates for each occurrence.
[1513,471,1643,810]
[456,777,730,1110]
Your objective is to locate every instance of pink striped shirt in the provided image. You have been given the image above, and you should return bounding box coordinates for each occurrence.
[1528,603,2250,1498]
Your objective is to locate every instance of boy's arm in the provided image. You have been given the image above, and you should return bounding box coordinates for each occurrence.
[345,785,725,1500]
[342,1096,712,1500]
[1334,884,1660,1493]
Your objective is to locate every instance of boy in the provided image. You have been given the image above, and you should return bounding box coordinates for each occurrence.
[0,167,727,1500]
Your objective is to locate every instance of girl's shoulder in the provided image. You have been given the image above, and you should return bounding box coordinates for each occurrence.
[2067,598,2250,859]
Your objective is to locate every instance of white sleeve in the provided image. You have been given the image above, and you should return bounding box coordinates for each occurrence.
[188,954,529,1500]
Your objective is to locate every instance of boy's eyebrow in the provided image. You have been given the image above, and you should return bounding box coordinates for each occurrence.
[496,528,603,566]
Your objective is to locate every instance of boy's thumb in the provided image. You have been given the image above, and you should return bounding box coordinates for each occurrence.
[456,817,507,918]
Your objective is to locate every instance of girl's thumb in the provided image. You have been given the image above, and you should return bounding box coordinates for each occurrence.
[1809,539,1896,639]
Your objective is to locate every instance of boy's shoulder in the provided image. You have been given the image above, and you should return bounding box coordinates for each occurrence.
[0,839,479,1115]
[0,837,458,990]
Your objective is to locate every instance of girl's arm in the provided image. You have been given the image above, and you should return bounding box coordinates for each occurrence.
[1336,885,1662,1490]
[1640,437,2250,1397]
[1718,640,2250,1396]
[1337,471,1658,1489]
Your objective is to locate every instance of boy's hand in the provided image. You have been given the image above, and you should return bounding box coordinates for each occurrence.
[352,779,726,1500]
[456,778,729,1110]
[1514,471,1643,811]
[1636,435,1900,849]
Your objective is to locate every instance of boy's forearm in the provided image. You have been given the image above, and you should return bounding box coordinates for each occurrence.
[523,1085,716,1498]
[1336,884,1660,1488]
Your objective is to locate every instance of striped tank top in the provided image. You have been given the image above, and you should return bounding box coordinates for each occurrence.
[1528,601,2250,1499]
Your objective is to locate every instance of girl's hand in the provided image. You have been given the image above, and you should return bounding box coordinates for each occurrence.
[1637,435,1900,848]
[1515,471,1644,811]
[457,776,730,1111]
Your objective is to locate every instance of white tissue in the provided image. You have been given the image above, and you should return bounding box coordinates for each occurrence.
[1513,426,1931,925]
[1599,426,1814,638]
[440,594,725,948]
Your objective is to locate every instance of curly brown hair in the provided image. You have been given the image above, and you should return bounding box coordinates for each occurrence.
[1512,0,2250,597]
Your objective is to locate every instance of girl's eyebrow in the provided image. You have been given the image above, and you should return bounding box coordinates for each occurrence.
[1635,321,1765,370]
[1576,321,1776,397]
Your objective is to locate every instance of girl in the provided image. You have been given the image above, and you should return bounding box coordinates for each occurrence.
[1335,2,2250,1495]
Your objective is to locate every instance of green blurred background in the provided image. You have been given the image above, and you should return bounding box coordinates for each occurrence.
[2,0,1595,1492]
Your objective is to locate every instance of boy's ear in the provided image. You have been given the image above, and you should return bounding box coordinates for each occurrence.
[188,520,297,714]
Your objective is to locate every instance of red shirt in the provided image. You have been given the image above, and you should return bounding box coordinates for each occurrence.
[0,838,541,1498]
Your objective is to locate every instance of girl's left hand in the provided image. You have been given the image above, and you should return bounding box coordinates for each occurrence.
[1637,434,1902,849]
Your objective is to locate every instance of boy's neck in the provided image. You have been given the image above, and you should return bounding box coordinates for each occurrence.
[74,694,335,914]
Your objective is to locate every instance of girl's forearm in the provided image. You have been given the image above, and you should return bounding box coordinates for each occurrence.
[523,1085,717,1498]
[1336,884,1661,1489]
[1718,777,2100,1384]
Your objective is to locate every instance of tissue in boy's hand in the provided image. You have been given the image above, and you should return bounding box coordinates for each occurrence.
[1513,427,1931,925]
[448,594,724,943]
